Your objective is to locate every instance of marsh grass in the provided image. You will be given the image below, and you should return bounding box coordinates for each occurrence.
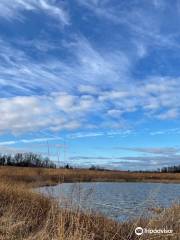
[0,180,122,240]
[0,166,180,186]
[0,166,179,239]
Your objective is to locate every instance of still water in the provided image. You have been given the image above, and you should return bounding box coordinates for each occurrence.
[38,182,180,221]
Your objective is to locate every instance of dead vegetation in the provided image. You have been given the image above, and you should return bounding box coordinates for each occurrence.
[0,166,180,187]
[0,166,179,239]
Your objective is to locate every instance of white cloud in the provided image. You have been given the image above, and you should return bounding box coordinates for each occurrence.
[1,73,180,134]
[78,85,99,95]
[150,128,180,136]
[157,109,179,120]
[107,109,122,118]
[0,94,88,133]
[68,132,104,139]
[0,87,110,134]
[54,93,96,114]
[0,137,62,145]
[0,0,69,25]
[67,129,133,139]
[117,147,180,156]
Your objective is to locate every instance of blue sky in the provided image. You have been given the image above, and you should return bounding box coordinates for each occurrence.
[0,0,180,170]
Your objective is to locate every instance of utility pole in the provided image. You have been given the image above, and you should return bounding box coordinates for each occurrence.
[47,141,50,158]
[64,137,66,164]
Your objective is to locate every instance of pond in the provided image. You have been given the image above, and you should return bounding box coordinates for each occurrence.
[37,182,180,221]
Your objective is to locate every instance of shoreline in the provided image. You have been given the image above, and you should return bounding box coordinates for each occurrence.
[37,179,180,189]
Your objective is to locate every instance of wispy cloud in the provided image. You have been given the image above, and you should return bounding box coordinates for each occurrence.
[115,147,180,156]
[0,0,69,25]
[0,144,59,156]
[0,35,129,96]
[0,137,62,145]
[77,0,180,50]
[67,129,133,139]
[150,128,180,136]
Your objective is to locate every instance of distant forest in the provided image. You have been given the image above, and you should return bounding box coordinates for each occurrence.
[159,165,180,173]
[0,153,56,168]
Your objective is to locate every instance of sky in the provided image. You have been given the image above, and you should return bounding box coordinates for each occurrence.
[0,0,180,170]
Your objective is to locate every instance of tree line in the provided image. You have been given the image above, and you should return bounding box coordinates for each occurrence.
[138,165,180,173]
[159,165,180,173]
[0,153,56,168]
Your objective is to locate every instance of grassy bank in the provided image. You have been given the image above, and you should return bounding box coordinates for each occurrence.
[0,166,180,187]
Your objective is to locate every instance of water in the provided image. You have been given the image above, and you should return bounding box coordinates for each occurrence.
[37,182,180,221]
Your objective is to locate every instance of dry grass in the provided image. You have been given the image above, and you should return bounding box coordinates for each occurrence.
[0,166,180,187]
[0,180,122,240]
[0,180,179,240]
[0,166,179,239]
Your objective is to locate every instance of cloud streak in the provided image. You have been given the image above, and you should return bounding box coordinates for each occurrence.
[114,147,180,156]
[0,0,69,25]
[0,137,63,146]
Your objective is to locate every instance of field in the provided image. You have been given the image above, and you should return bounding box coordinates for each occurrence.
[0,166,179,240]
[0,166,180,187]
